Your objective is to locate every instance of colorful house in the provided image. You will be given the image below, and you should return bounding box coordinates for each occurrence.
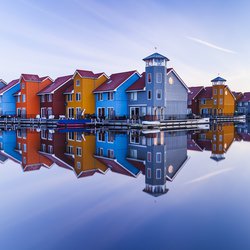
[94,131,141,177]
[16,74,53,118]
[236,92,250,115]
[0,79,7,88]
[127,131,188,196]
[16,128,53,171]
[0,79,20,116]
[192,77,236,116]
[188,86,204,115]
[64,70,108,119]
[126,53,189,120]
[65,130,108,178]
[93,71,141,119]
[37,75,73,118]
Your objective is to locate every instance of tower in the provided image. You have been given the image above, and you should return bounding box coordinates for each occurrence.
[143,53,169,120]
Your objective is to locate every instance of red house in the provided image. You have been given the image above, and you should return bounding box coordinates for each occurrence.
[188,86,204,115]
[37,75,73,118]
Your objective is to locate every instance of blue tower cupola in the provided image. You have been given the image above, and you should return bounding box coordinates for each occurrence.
[211,76,227,86]
[143,53,169,67]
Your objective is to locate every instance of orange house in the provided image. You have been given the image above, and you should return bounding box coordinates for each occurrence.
[16,74,53,118]
[16,128,53,172]
[196,77,236,116]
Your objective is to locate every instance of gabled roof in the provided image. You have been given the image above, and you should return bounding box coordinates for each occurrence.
[188,86,204,100]
[93,70,139,93]
[0,79,19,96]
[63,85,74,94]
[198,86,213,99]
[76,168,106,178]
[39,76,53,82]
[187,139,203,151]
[211,76,227,82]
[143,53,169,61]
[238,92,250,102]
[37,75,73,95]
[20,74,52,83]
[126,72,145,92]
[73,69,107,79]
[0,79,7,85]
[232,91,243,101]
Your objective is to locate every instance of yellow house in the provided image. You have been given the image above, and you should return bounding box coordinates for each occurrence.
[198,77,236,116]
[65,70,108,118]
[65,131,108,177]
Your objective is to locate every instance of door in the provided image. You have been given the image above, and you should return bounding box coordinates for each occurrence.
[108,108,114,119]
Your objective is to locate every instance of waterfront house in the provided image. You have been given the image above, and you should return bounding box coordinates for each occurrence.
[0,79,20,116]
[94,131,141,177]
[187,86,204,115]
[16,74,53,118]
[126,53,189,120]
[65,70,108,119]
[127,131,188,196]
[236,92,250,115]
[0,79,7,88]
[16,128,53,171]
[65,130,108,178]
[93,70,141,119]
[37,75,73,119]
[196,77,235,116]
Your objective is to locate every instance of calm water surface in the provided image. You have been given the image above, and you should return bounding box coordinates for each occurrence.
[0,123,250,250]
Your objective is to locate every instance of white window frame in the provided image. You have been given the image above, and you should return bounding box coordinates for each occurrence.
[156,73,162,83]
[76,147,82,157]
[76,92,81,101]
[22,94,26,103]
[76,80,80,87]
[97,93,103,101]
[147,168,151,178]
[156,89,162,100]
[156,169,162,179]
[156,152,162,163]
[47,94,52,102]
[108,92,114,100]
[147,152,152,162]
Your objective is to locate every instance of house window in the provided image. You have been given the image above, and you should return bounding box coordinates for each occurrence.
[130,133,139,144]
[47,107,52,117]
[97,93,103,101]
[130,92,137,101]
[48,145,53,154]
[22,94,26,102]
[214,99,217,105]
[22,83,25,89]
[76,93,81,101]
[47,94,52,102]
[130,149,137,158]
[147,73,152,83]
[41,130,46,139]
[147,168,151,178]
[98,132,105,142]
[76,132,82,142]
[142,107,146,116]
[23,143,27,153]
[156,152,162,163]
[41,95,45,102]
[76,107,81,118]
[76,147,82,156]
[219,144,223,151]
[108,92,114,100]
[76,161,81,169]
[48,131,53,141]
[201,99,206,105]
[214,89,217,95]
[68,132,74,140]
[107,149,114,159]
[213,134,216,141]
[67,146,74,154]
[41,144,46,152]
[213,144,216,150]
[76,80,80,86]
[67,94,73,102]
[156,89,162,100]
[156,169,161,179]
[108,132,114,143]
[219,135,223,141]
[220,89,223,95]
[23,156,26,164]
[147,152,152,162]
[219,98,223,105]
[148,90,152,100]
[17,96,20,103]
[68,108,74,118]
[97,148,103,156]
[156,73,162,83]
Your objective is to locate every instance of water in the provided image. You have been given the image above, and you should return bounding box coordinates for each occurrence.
[0,123,250,250]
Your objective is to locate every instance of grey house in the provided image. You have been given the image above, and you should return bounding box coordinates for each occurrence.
[237,92,250,115]
[126,53,189,120]
[127,131,189,197]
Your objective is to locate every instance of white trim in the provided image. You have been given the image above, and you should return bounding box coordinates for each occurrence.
[128,104,147,107]
[167,69,189,91]
[126,87,146,92]
[0,82,19,96]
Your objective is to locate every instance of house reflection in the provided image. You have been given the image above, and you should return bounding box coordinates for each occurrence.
[127,131,189,197]
[187,123,235,161]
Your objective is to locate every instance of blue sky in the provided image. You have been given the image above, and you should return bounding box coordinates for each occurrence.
[0,0,250,91]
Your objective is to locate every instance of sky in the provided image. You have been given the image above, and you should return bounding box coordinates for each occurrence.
[0,0,250,91]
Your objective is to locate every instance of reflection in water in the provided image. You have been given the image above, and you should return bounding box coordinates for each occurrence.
[0,123,249,197]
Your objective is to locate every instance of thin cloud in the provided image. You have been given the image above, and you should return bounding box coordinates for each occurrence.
[187,36,237,54]
[185,168,233,185]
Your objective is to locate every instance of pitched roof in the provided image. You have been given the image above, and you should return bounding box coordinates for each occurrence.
[93,70,138,93]
[0,79,7,85]
[143,52,169,61]
[64,85,74,94]
[0,79,19,95]
[198,86,213,99]
[126,72,145,91]
[188,86,204,100]
[238,92,250,102]
[21,74,40,82]
[232,91,243,100]
[38,75,73,95]
[211,76,227,82]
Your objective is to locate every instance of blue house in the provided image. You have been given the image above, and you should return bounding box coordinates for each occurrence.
[126,53,189,120]
[94,131,141,177]
[237,92,250,115]
[0,79,20,116]
[93,71,141,118]
[0,79,7,89]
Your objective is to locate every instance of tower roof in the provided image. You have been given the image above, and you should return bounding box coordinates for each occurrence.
[143,53,169,61]
[211,76,227,82]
